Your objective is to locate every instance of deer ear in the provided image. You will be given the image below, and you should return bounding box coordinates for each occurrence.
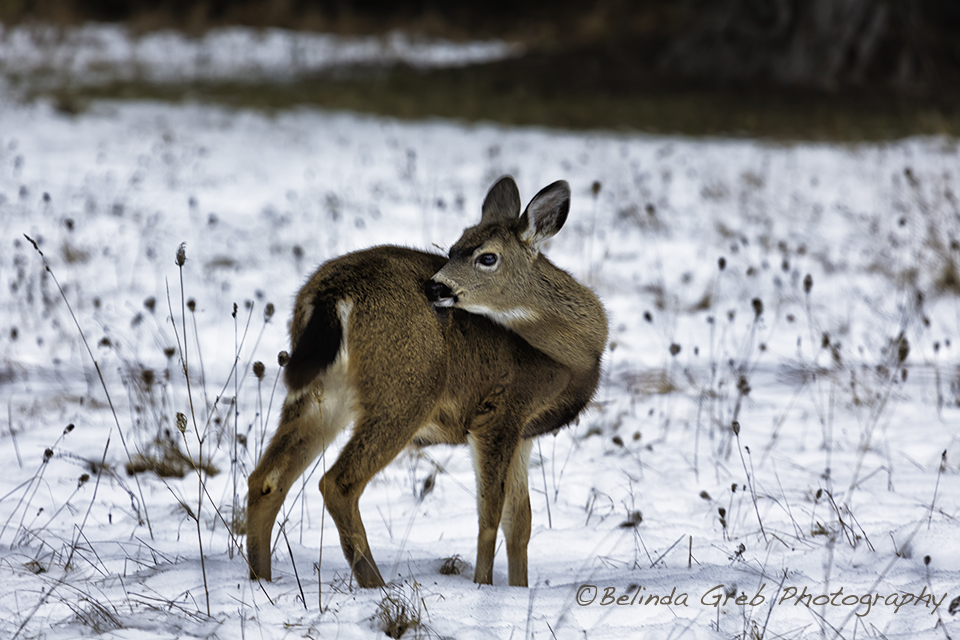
[480,176,521,226]
[519,180,570,252]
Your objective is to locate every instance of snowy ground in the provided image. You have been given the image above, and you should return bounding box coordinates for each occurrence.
[1,27,960,640]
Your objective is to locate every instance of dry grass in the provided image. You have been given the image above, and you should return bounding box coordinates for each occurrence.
[125,433,219,478]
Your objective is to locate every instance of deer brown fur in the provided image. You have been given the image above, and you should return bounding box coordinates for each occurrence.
[246,176,607,588]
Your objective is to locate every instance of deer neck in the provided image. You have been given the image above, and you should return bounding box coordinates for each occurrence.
[488,259,607,375]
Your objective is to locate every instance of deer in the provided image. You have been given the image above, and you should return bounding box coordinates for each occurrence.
[246,176,607,588]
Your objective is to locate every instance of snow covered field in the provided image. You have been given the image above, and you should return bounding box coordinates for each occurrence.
[1,27,960,640]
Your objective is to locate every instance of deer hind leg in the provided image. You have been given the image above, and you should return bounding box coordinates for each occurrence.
[468,422,522,585]
[320,398,436,589]
[247,383,353,581]
[500,439,532,587]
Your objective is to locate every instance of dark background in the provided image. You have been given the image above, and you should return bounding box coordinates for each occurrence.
[5,0,960,137]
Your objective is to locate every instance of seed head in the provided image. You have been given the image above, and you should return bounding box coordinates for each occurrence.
[144,296,156,312]
[420,473,436,498]
[591,180,602,196]
[718,257,726,271]
[175,242,186,267]
[669,343,681,356]
[737,376,751,396]
[187,298,196,312]
[278,350,290,366]
[253,361,265,380]
[803,274,813,294]
[176,412,187,434]
[264,303,275,320]
[731,420,740,436]
[64,423,74,434]
[619,510,642,528]
[78,473,90,487]
[897,336,910,364]
[751,298,763,319]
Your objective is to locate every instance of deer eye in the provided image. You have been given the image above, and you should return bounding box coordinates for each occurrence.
[476,253,498,267]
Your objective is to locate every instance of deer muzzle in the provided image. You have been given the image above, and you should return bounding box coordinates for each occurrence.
[425,279,457,307]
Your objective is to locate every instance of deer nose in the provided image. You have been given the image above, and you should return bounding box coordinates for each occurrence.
[425,279,455,305]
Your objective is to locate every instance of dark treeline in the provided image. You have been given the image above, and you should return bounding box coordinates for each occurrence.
[4,0,959,97]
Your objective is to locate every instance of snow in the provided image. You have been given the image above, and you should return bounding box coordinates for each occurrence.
[1,28,959,640]
[0,23,521,86]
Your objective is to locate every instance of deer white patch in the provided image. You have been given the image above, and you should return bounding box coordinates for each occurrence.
[461,303,539,329]
[263,468,282,494]
[336,300,354,361]
[413,421,448,444]
[314,299,358,448]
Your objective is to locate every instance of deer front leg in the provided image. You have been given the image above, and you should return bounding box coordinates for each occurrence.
[500,439,532,587]
[467,421,522,585]
[247,387,348,581]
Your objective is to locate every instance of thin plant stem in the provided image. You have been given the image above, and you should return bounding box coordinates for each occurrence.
[280,523,307,610]
[164,268,275,606]
[168,245,209,615]
[232,304,241,560]
[23,235,153,538]
[732,422,768,543]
